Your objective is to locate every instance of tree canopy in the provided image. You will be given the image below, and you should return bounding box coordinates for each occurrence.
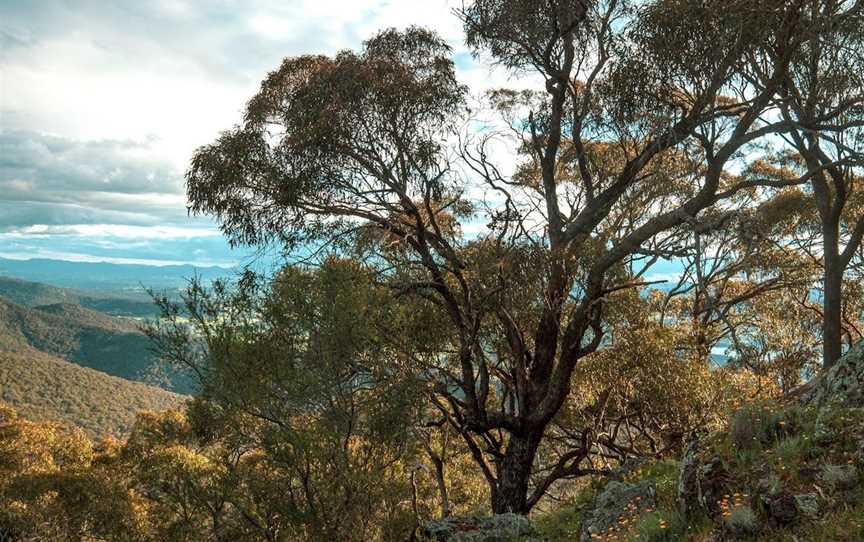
[182,0,864,515]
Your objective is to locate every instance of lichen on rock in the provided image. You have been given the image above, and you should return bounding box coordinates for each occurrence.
[579,480,656,542]
[423,513,538,542]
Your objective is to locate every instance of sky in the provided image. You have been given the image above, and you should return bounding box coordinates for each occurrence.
[0,0,516,268]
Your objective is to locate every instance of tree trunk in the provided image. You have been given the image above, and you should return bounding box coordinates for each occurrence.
[822,216,845,367]
[823,253,844,368]
[430,454,450,518]
[491,432,542,514]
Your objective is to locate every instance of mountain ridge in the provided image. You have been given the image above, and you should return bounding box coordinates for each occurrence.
[0,275,160,317]
[0,256,233,290]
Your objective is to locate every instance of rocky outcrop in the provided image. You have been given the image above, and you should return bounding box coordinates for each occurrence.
[580,480,656,542]
[818,464,860,491]
[678,443,731,520]
[793,493,821,520]
[802,341,864,408]
[423,513,538,541]
[672,342,864,539]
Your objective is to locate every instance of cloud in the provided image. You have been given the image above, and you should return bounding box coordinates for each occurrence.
[6,224,221,239]
[0,130,195,230]
[0,130,181,195]
[0,227,246,267]
[0,1,471,151]
[0,201,158,230]
[0,0,528,266]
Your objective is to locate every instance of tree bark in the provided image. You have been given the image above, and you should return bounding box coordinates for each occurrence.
[491,432,542,514]
[823,233,844,367]
[430,453,450,518]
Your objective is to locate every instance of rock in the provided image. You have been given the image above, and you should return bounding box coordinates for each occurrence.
[724,505,759,539]
[794,493,821,520]
[763,491,797,526]
[813,408,842,445]
[801,343,864,451]
[803,341,864,408]
[678,451,731,520]
[423,513,538,542]
[580,480,656,542]
[818,464,860,491]
[678,442,701,518]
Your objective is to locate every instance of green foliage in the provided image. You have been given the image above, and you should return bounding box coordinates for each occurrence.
[0,295,191,392]
[755,495,864,541]
[629,509,690,542]
[0,351,184,438]
[772,435,813,473]
[0,410,146,542]
[0,402,471,542]
[188,27,467,250]
[626,461,680,505]
[138,259,468,540]
[532,478,607,540]
[729,401,787,451]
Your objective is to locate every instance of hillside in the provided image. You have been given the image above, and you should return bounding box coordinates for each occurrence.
[0,296,193,393]
[0,276,161,317]
[0,350,186,437]
[514,345,864,542]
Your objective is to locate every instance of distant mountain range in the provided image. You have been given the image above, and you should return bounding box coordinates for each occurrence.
[0,256,223,425]
[0,256,233,291]
[0,273,197,436]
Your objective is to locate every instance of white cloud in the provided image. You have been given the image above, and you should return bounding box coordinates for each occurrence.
[0,0,534,264]
[5,224,221,239]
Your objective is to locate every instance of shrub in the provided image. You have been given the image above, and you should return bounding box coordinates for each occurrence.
[730,401,786,451]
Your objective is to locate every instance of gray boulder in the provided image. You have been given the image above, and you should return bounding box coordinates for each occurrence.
[580,480,656,542]
[802,341,864,408]
[819,464,860,491]
[423,513,538,542]
[794,493,821,520]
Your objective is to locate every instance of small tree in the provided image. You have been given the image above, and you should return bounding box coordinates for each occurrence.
[146,260,429,540]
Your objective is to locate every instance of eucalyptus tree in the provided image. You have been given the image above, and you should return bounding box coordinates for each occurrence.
[747,0,864,366]
[186,1,825,513]
[146,261,427,540]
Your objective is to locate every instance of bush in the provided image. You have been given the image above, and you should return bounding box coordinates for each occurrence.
[729,401,786,451]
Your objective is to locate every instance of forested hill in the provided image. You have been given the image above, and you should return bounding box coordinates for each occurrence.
[0,276,161,317]
[0,295,193,393]
[0,350,185,437]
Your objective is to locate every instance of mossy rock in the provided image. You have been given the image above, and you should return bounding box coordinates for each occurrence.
[423,513,538,542]
[579,479,656,542]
